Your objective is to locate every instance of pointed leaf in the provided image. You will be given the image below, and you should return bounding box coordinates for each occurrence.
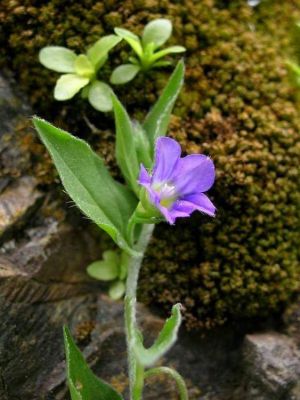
[109,280,125,300]
[151,45,186,62]
[33,117,138,254]
[39,46,76,73]
[134,303,182,367]
[142,19,172,49]
[286,60,300,87]
[112,94,140,195]
[64,326,124,400]
[87,35,122,68]
[110,64,140,85]
[114,28,143,57]
[54,74,89,100]
[143,60,184,151]
[74,55,95,78]
[132,121,152,169]
[88,81,113,112]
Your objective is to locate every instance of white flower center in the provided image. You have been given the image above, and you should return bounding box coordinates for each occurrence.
[152,182,177,208]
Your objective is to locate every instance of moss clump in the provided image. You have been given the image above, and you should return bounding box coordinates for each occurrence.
[1,0,300,329]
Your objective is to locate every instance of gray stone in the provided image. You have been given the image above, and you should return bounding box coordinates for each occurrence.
[0,176,43,241]
[242,332,300,399]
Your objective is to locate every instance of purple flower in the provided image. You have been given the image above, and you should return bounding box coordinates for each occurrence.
[138,137,216,224]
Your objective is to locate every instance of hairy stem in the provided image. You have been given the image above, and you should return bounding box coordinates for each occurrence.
[144,367,189,400]
[125,223,155,400]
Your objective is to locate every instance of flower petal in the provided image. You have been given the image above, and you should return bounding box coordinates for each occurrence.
[174,154,215,195]
[138,165,161,206]
[152,137,181,183]
[138,164,151,185]
[157,202,191,225]
[177,193,216,217]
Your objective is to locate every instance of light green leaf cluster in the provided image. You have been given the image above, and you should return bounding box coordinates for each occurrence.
[111,19,186,85]
[87,250,128,300]
[63,326,124,400]
[39,35,121,111]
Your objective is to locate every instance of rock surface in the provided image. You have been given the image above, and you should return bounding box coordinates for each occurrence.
[242,333,300,400]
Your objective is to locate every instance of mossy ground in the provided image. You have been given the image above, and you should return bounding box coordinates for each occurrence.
[1,0,300,329]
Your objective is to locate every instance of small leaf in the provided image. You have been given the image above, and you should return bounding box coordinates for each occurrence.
[81,85,90,99]
[87,35,122,68]
[54,74,89,100]
[129,56,139,65]
[64,326,124,400]
[134,304,182,367]
[110,64,140,85]
[143,60,184,152]
[112,94,140,195]
[114,28,143,57]
[74,54,95,78]
[87,250,120,281]
[33,117,138,254]
[152,60,173,68]
[88,81,113,112]
[151,45,186,62]
[39,46,76,73]
[109,281,125,300]
[142,19,172,49]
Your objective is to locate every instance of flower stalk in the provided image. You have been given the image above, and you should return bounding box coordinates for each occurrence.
[125,223,155,400]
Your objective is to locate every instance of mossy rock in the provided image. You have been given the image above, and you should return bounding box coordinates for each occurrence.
[1,0,300,329]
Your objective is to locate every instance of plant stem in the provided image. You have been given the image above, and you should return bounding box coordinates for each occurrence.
[125,223,155,400]
[144,367,189,400]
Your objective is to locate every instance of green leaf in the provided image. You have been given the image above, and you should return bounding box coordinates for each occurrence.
[132,121,152,169]
[110,64,140,85]
[112,94,140,195]
[151,45,186,62]
[39,46,76,73]
[109,280,125,300]
[134,303,182,367]
[87,250,120,281]
[88,81,113,112]
[143,60,184,151]
[286,60,300,88]
[74,55,95,78]
[152,60,172,68]
[114,28,143,57]
[54,74,89,100]
[64,326,124,400]
[33,117,138,254]
[87,35,122,69]
[142,19,172,49]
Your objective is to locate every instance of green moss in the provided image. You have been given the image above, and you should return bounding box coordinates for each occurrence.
[1,0,300,329]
